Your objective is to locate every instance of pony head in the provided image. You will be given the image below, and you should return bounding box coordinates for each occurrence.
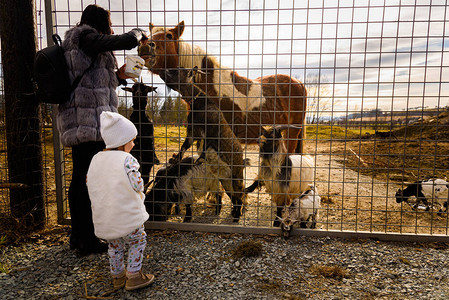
[138,21,185,73]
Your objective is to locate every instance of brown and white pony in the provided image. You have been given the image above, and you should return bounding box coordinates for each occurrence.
[138,21,307,153]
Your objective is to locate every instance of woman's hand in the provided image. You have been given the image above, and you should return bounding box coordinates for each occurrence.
[117,64,130,80]
[130,28,148,43]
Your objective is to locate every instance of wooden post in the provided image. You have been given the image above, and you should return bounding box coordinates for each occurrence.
[0,0,45,228]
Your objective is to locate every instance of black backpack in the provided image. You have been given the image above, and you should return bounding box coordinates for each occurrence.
[34,34,95,104]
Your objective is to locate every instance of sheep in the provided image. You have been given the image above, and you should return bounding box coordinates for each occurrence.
[244,126,315,226]
[123,82,160,186]
[145,149,228,222]
[159,67,246,222]
[278,185,321,238]
[395,178,448,214]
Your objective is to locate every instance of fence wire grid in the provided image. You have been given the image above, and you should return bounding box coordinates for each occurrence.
[0,1,59,227]
[2,0,449,240]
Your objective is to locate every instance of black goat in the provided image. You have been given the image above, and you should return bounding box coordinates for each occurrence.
[145,153,226,222]
[145,156,197,222]
[123,83,159,185]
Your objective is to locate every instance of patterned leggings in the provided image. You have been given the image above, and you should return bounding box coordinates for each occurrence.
[107,225,147,275]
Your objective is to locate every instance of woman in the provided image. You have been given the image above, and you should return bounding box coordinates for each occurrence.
[57,4,147,256]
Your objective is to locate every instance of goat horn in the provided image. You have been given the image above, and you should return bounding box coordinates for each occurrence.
[192,66,207,75]
[275,215,284,221]
[261,125,272,132]
[275,125,303,131]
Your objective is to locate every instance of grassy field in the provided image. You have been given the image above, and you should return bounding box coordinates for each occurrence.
[305,124,374,140]
[153,124,372,145]
[154,125,186,149]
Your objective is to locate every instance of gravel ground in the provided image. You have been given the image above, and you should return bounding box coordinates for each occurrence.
[1,226,449,299]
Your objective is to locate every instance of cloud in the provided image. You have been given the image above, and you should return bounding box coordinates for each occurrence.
[50,0,448,113]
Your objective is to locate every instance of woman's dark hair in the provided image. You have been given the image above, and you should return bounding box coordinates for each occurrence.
[79,4,112,34]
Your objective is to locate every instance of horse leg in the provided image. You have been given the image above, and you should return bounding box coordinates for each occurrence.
[183,204,192,222]
[284,127,302,154]
[215,192,222,215]
[231,177,245,222]
[294,128,305,154]
[273,206,283,227]
[221,177,243,222]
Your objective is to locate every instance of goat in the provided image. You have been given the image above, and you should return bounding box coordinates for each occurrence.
[159,67,246,222]
[123,83,160,185]
[244,126,315,226]
[278,185,321,238]
[145,150,228,222]
[395,178,448,214]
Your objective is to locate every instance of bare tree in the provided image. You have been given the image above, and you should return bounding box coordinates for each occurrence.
[172,95,188,127]
[302,74,335,124]
[0,0,45,228]
[148,93,163,123]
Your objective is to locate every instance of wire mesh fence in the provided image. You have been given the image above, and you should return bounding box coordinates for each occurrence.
[2,0,448,240]
[0,1,58,231]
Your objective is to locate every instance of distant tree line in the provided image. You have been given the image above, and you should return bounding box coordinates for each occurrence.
[119,93,188,127]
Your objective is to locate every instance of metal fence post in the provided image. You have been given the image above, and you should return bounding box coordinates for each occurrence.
[44,0,69,225]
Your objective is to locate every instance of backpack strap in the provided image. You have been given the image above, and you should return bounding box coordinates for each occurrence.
[70,56,96,91]
[52,34,62,46]
[51,34,97,93]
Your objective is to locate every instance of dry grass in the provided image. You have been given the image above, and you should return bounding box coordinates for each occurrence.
[309,264,350,279]
[232,240,263,258]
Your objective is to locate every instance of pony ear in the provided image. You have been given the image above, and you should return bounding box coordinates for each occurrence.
[171,20,185,40]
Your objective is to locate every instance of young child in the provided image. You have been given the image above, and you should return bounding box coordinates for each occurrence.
[86,111,154,291]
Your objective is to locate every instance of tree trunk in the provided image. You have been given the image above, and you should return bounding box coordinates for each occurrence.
[0,0,45,228]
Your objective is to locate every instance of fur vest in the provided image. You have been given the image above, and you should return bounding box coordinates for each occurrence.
[57,25,119,147]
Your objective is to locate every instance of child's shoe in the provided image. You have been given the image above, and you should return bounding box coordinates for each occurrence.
[112,270,126,289]
[125,271,155,291]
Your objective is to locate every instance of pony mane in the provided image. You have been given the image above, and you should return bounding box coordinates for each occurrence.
[178,40,223,80]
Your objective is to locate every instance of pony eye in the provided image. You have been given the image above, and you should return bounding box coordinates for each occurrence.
[166,33,173,40]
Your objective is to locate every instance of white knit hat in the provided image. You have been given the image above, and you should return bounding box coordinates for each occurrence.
[100,111,137,149]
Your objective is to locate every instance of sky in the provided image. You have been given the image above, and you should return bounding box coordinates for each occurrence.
[36,0,449,115]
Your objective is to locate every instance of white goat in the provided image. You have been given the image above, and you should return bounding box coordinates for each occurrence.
[395,178,448,213]
[244,126,315,226]
[279,185,321,238]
